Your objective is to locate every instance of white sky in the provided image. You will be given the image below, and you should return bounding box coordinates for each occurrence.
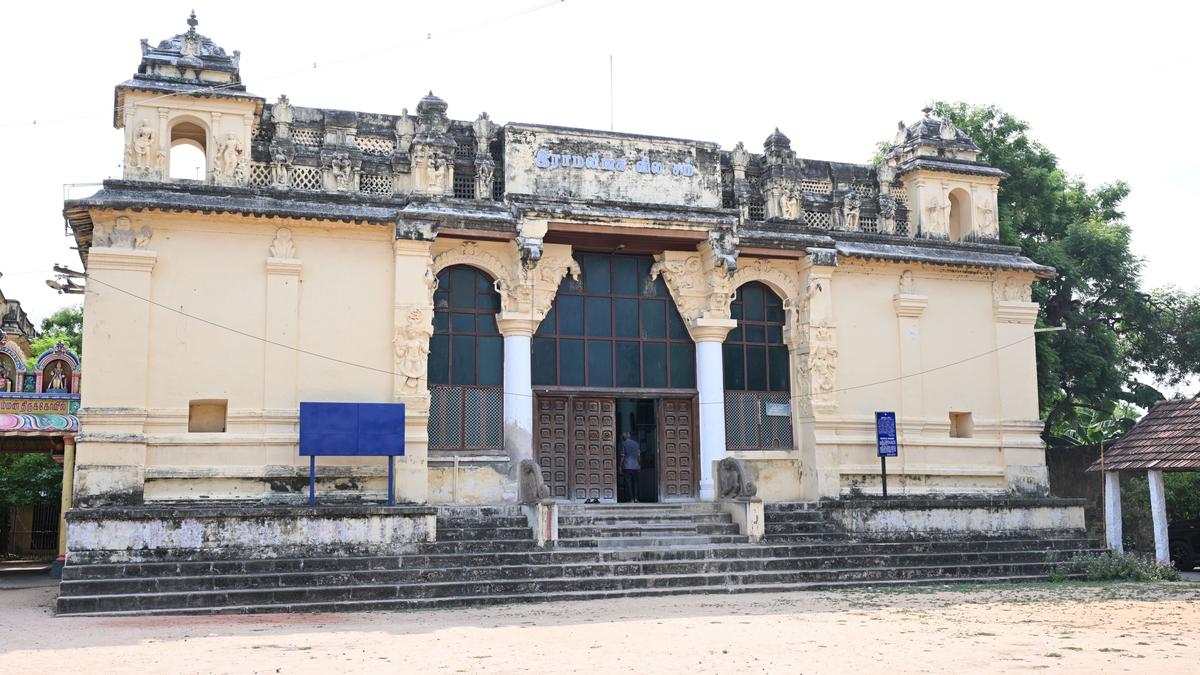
[1,0,1197,326]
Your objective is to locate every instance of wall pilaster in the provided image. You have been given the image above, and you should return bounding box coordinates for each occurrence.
[393,237,436,503]
[992,275,1046,495]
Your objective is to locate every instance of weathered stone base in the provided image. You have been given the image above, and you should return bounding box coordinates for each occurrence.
[822,497,1085,536]
[66,504,437,564]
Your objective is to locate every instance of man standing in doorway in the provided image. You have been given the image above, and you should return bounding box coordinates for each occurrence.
[620,432,641,503]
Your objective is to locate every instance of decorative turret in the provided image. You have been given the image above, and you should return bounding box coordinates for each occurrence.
[883,107,1005,242]
[763,127,796,166]
[410,92,456,196]
[115,13,263,184]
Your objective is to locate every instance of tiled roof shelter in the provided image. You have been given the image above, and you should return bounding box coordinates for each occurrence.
[1086,398,1200,472]
[1085,397,1200,565]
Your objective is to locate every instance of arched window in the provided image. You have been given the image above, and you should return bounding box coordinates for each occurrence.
[948,188,971,242]
[169,120,208,181]
[428,265,503,452]
[532,253,694,390]
[724,282,793,450]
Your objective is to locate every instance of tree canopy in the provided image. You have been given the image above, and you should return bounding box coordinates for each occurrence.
[929,103,1200,443]
[25,305,82,368]
[0,453,62,508]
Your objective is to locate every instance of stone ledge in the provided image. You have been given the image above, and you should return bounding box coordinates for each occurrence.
[67,504,437,521]
[819,496,1087,535]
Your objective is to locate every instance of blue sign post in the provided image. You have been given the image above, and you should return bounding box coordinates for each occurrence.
[875,411,898,498]
[299,402,406,506]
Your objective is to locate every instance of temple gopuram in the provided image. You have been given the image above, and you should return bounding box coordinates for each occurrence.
[53,16,1092,615]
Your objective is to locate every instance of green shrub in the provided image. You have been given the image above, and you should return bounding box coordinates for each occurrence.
[1049,551,1179,582]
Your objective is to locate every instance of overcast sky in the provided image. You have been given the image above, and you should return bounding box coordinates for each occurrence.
[2,0,1197,326]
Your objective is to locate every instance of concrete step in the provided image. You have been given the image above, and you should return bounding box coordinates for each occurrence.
[558,523,740,538]
[57,560,1071,615]
[435,526,534,542]
[557,512,733,525]
[556,534,751,548]
[58,572,1079,617]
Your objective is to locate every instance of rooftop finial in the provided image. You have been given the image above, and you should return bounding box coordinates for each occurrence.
[921,104,933,117]
[187,10,198,32]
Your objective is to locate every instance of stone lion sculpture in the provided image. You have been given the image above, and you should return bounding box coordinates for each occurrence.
[717,456,758,500]
[518,459,551,505]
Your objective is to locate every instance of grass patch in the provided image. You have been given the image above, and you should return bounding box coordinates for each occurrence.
[1049,552,1179,582]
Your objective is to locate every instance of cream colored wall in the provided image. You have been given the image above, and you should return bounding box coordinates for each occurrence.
[810,260,1044,498]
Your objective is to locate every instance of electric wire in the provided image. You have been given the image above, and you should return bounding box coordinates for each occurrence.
[83,272,1042,402]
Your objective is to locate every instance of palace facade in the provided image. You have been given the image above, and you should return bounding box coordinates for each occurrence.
[63,16,1052,511]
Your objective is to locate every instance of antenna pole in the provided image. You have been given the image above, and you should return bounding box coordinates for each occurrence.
[609,54,614,131]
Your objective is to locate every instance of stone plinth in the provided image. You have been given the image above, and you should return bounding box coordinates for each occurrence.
[822,497,1086,536]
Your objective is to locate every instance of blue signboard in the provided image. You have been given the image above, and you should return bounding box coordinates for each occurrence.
[299,402,405,456]
[299,402,405,505]
[875,411,898,458]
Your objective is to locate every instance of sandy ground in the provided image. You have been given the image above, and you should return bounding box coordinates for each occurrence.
[1,582,1198,674]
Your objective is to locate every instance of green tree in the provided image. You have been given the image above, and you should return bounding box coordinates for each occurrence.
[931,102,1200,442]
[25,305,82,368]
[0,454,62,508]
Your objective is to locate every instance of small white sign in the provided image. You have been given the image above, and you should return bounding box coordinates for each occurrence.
[764,402,790,417]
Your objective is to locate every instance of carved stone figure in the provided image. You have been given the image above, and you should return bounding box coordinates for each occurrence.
[939,119,959,141]
[992,277,1032,303]
[47,362,68,392]
[270,150,290,187]
[976,201,996,233]
[878,192,897,233]
[426,151,448,193]
[331,156,354,191]
[924,195,945,231]
[394,108,415,153]
[132,121,154,170]
[841,192,861,230]
[0,361,12,393]
[214,133,245,182]
[708,227,739,273]
[516,236,543,268]
[730,141,750,176]
[94,217,152,249]
[517,459,552,505]
[269,228,296,258]
[898,269,914,294]
[780,187,801,221]
[475,159,495,200]
[894,120,907,146]
[809,326,838,395]
[473,112,496,155]
[393,308,432,393]
[717,457,758,500]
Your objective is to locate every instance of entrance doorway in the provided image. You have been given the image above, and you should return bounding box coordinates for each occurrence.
[535,395,697,502]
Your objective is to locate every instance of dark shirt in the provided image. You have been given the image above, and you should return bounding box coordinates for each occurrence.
[620,438,641,470]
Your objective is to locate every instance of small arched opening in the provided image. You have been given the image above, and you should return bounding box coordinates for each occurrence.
[948,188,972,241]
[724,281,793,450]
[169,120,208,181]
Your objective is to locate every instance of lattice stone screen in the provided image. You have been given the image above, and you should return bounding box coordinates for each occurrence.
[800,179,833,194]
[452,173,475,199]
[804,210,832,228]
[356,135,395,156]
[725,390,793,451]
[849,183,876,197]
[859,216,878,233]
[428,385,503,452]
[359,173,392,195]
[890,185,909,205]
[290,166,322,191]
[292,128,323,147]
[248,163,272,187]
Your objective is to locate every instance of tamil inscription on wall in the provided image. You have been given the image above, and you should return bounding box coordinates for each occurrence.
[503,123,723,208]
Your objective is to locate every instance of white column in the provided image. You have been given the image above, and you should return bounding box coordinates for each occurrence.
[1148,469,1169,564]
[692,318,736,501]
[1104,470,1123,553]
[498,318,536,465]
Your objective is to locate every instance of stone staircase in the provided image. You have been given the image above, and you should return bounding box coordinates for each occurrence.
[55,502,1103,617]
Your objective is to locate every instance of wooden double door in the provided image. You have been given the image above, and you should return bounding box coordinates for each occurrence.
[535,395,697,502]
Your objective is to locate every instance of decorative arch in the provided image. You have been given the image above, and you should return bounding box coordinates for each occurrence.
[730,258,801,329]
[723,280,794,451]
[431,242,513,294]
[35,342,81,394]
[168,114,210,181]
[947,187,972,241]
[0,339,24,394]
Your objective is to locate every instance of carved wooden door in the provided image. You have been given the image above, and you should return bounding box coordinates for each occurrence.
[570,398,617,501]
[658,398,697,500]
[534,396,571,499]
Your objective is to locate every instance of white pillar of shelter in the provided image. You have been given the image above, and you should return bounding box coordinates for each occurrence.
[1147,469,1170,564]
[1103,470,1123,553]
[693,319,738,501]
[498,317,538,467]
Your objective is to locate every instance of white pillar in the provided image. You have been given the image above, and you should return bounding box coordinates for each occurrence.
[695,339,725,501]
[500,329,534,464]
[1104,470,1123,553]
[1148,469,1169,564]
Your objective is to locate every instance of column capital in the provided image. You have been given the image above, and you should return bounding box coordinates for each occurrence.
[265,257,302,276]
[994,300,1038,324]
[87,247,158,272]
[497,314,540,337]
[893,293,928,318]
[691,317,738,343]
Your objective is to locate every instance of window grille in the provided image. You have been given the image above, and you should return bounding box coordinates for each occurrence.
[291,166,322,191]
[455,140,476,160]
[725,392,793,451]
[859,216,878,233]
[428,385,503,451]
[895,212,910,236]
[799,179,832,194]
[359,173,391,195]
[248,163,272,187]
[292,128,323,147]
[849,183,876,197]
[453,173,475,199]
[747,203,765,221]
[890,185,909,205]
[804,210,831,228]
[492,175,505,200]
[356,135,395,156]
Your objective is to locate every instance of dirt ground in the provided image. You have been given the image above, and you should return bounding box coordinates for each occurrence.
[1,582,1198,674]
